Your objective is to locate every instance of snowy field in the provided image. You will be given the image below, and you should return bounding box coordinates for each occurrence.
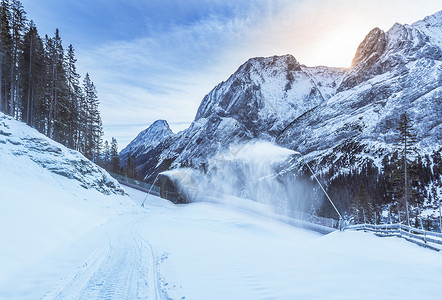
[1,172,442,300]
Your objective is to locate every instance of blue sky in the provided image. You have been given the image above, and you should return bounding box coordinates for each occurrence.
[20,0,441,149]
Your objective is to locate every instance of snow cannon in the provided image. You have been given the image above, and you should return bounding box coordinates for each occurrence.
[158,169,199,204]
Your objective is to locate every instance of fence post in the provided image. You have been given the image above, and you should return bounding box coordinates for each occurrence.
[389,204,392,224]
[363,209,366,232]
[398,211,402,236]
[439,196,442,233]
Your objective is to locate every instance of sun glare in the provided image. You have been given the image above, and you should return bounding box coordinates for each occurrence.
[303,28,367,68]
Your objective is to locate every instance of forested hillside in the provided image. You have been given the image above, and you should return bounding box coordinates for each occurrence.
[0,0,103,161]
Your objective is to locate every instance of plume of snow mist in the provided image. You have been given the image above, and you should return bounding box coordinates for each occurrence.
[163,140,313,217]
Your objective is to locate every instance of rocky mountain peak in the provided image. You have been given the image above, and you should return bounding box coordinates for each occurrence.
[351,27,386,67]
[133,120,173,143]
[238,55,301,74]
[119,119,174,162]
[148,119,172,132]
[338,12,442,92]
[194,54,343,130]
[411,10,442,48]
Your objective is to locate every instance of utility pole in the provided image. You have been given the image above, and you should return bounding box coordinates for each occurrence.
[289,152,343,224]
[303,160,343,221]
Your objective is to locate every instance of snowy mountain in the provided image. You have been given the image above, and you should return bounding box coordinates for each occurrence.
[123,11,441,218]
[123,55,346,180]
[273,12,442,220]
[277,12,442,160]
[119,119,177,179]
[119,119,175,165]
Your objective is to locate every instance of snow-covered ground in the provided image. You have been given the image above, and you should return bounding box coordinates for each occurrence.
[128,188,442,300]
[1,178,442,299]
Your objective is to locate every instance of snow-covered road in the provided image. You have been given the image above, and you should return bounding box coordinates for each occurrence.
[1,204,165,300]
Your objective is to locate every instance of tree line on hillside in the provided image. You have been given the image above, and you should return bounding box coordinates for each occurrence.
[309,112,442,231]
[0,0,125,170]
[96,137,138,179]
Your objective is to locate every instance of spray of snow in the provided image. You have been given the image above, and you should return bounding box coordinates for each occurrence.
[163,141,317,217]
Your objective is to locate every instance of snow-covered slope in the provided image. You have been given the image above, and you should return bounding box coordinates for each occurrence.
[0,112,135,282]
[0,113,125,195]
[8,183,438,300]
[90,188,442,300]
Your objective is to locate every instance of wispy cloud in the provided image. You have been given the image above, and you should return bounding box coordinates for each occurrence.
[75,1,287,146]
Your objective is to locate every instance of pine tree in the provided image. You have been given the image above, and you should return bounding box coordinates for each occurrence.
[125,155,132,177]
[77,88,87,154]
[65,44,81,149]
[0,0,12,114]
[350,190,362,223]
[19,20,44,127]
[101,139,110,169]
[47,29,70,144]
[82,73,102,161]
[352,183,374,223]
[431,184,442,232]
[124,154,138,179]
[110,137,120,174]
[19,20,34,124]
[8,0,26,118]
[392,112,418,226]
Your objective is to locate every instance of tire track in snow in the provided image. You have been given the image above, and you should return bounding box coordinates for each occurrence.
[136,228,163,300]
[42,226,111,300]
[46,214,163,299]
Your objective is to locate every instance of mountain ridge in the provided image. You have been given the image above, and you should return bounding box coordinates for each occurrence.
[120,11,442,220]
